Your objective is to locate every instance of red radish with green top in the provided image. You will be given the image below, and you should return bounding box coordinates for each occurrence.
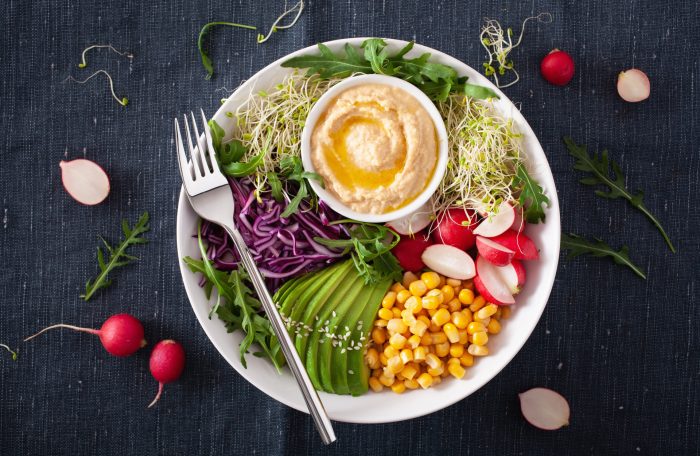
[148,339,186,408]
[24,314,146,357]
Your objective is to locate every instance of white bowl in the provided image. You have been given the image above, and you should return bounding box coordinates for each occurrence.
[300,74,449,223]
[176,38,560,424]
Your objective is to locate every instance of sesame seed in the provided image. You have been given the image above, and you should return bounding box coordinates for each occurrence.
[348,370,354,375]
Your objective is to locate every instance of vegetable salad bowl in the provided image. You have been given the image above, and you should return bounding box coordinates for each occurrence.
[176,38,560,423]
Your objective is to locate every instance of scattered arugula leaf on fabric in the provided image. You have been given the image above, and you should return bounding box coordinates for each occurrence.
[82,212,150,301]
[512,162,550,223]
[563,136,675,253]
[561,233,646,279]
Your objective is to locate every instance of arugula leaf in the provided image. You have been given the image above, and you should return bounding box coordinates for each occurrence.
[81,212,150,301]
[281,42,373,78]
[267,171,284,202]
[512,163,549,223]
[361,38,395,75]
[462,82,500,100]
[278,156,323,217]
[563,137,675,253]
[198,22,257,79]
[221,151,264,177]
[208,119,264,177]
[561,233,646,279]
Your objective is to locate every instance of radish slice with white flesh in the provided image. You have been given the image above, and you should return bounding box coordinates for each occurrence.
[60,159,110,205]
[474,256,515,305]
[476,236,515,266]
[421,244,475,280]
[519,388,570,430]
[386,201,433,235]
[494,260,526,294]
[473,202,515,237]
[617,69,650,102]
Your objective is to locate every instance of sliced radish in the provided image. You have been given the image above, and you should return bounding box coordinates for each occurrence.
[476,236,515,266]
[511,206,526,232]
[392,235,433,272]
[490,230,539,260]
[386,202,433,235]
[617,69,650,102]
[421,244,475,280]
[60,159,110,205]
[473,202,515,238]
[474,256,515,305]
[493,260,526,294]
[519,387,570,430]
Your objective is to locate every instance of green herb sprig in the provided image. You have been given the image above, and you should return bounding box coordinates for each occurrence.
[563,137,675,252]
[315,222,402,284]
[183,222,284,370]
[282,39,499,101]
[208,119,266,177]
[0,344,18,361]
[561,234,646,279]
[82,212,150,301]
[513,163,550,223]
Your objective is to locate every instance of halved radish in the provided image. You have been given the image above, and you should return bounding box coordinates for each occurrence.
[387,202,433,235]
[617,69,650,102]
[490,230,539,260]
[511,206,526,232]
[473,202,515,238]
[494,260,526,294]
[421,244,475,280]
[474,256,515,305]
[519,388,570,430]
[476,236,515,266]
[60,159,110,205]
[432,208,478,250]
[392,235,433,272]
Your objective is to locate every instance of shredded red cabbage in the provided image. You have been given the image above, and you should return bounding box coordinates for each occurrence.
[198,177,349,290]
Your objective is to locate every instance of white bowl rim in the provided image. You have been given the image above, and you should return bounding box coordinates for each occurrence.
[299,73,449,223]
[175,37,561,424]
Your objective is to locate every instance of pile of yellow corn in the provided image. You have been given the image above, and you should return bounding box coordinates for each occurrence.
[365,270,510,393]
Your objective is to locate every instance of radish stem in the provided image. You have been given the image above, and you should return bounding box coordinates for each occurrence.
[147,383,164,408]
[64,70,129,106]
[24,324,99,342]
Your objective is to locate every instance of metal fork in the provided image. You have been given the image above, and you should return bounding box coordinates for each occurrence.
[175,110,336,445]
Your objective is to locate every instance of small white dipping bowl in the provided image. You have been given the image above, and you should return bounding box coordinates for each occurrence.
[300,74,448,223]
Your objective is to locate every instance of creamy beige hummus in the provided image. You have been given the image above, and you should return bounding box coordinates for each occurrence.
[310,83,437,214]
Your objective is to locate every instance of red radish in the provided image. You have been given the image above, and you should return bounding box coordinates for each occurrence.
[421,244,475,280]
[519,387,570,430]
[511,206,526,232]
[490,230,539,260]
[540,49,575,86]
[494,260,526,294]
[432,208,478,250]
[59,159,110,205]
[474,256,515,305]
[617,69,650,102]
[148,339,186,408]
[392,235,433,271]
[386,203,433,235]
[476,236,515,266]
[473,202,515,238]
[24,314,146,357]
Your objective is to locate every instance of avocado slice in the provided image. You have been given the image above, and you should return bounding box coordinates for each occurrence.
[277,264,337,339]
[346,277,393,396]
[304,262,360,392]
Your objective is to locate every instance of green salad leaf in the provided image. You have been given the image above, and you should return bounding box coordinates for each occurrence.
[563,137,675,253]
[512,163,550,223]
[561,233,646,279]
[81,212,150,301]
[276,156,323,217]
[208,119,265,178]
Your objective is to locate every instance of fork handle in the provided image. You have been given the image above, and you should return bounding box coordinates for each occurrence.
[222,224,337,445]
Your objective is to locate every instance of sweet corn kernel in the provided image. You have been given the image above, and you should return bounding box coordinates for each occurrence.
[391,283,406,293]
[421,271,441,290]
[383,345,399,359]
[404,378,419,389]
[472,331,488,346]
[458,329,469,345]
[422,295,440,310]
[387,355,405,374]
[447,298,462,312]
[421,333,432,346]
[449,343,465,358]
[468,344,489,356]
[401,363,418,380]
[467,321,486,335]
[460,353,474,367]
[458,288,475,305]
[379,353,388,366]
[417,373,433,389]
[374,319,388,328]
[396,289,412,305]
[501,306,512,319]
[366,348,380,369]
[451,311,469,329]
[372,327,387,344]
[470,295,486,312]
[426,289,444,304]
[448,362,466,379]
[432,308,451,327]
[431,374,442,385]
[427,365,444,376]
[446,278,462,287]
[477,304,498,319]
[379,373,395,387]
[389,333,407,350]
[401,309,417,327]
[402,271,419,289]
[409,320,428,337]
[473,315,491,327]
[400,348,414,364]
[487,319,502,334]
[378,308,393,321]
[435,341,450,357]
[440,285,455,303]
[407,334,421,349]
[430,332,448,345]
[427,309,438,319]
[382,291,397,309]
[391,381,406,394]
[425,353,442,369]
[443,323,460,343]
[387,318,408,335]
[437,275,446,289]
[413,346,427,362]
[393,307,403,318]
[405,296,423,314]
[417,315,431,327]
[409,280,428,297]
[369,377,383,392]
[447,356,461,365]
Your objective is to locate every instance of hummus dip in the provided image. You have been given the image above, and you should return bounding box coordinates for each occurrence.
[310,83,437,214]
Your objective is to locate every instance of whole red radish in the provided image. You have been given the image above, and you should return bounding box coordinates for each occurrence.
[148,339,186,408]
[392,234,433,272]
[432,208,478,250]
[24,314,146,357]
[541,49,575,86]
